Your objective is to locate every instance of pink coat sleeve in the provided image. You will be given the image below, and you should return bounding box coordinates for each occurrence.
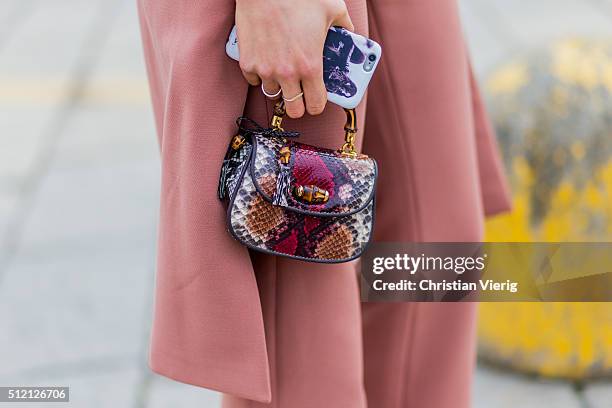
[468,60,512,216]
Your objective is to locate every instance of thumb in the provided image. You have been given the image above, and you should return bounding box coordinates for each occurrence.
[331,8,354,32]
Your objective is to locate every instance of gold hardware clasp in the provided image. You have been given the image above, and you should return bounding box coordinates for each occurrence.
[271,100,286,130]
[294,184,330,204]
[279,146,291,164]
[340,129,357,157]
[231,135,246,150]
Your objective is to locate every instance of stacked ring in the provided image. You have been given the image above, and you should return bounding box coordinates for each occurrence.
[261,84,282,99]
[282,92,304,103]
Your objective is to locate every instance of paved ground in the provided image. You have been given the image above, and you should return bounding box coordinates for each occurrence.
[0,0,610,407]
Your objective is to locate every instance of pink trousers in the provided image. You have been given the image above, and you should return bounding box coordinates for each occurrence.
[137,0,511,406]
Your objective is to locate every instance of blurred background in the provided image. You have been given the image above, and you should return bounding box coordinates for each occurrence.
[0,0,610,407]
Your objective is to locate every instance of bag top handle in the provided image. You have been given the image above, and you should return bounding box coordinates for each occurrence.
[270,100,358,157]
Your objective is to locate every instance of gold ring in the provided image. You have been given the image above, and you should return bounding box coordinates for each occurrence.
[261,84,282,99]
[282,92,304,103]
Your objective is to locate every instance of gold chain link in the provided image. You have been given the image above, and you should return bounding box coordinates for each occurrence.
[341,130,357,157]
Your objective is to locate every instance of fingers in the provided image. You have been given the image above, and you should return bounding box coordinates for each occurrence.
[241,69,260,86]
[330,1,354,31]
[279,80,305,119]
[301,65,327,116]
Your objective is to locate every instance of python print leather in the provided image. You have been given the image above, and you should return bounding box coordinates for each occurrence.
[219,129,377,263]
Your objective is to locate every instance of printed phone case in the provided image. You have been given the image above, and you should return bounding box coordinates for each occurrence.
[226,26,382,109]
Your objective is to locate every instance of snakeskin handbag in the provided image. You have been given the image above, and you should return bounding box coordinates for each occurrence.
[218,101,377,263]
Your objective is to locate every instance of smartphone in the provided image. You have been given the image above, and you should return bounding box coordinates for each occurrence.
[226,25,382,109]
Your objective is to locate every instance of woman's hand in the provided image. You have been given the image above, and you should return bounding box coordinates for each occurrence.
[235,0,353,118]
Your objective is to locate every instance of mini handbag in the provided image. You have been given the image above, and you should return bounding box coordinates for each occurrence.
[218,101,377,263]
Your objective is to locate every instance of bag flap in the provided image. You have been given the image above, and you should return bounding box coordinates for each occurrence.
[250,134,377,217]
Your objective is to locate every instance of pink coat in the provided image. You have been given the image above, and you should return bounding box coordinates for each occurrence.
[137,0,511,403]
